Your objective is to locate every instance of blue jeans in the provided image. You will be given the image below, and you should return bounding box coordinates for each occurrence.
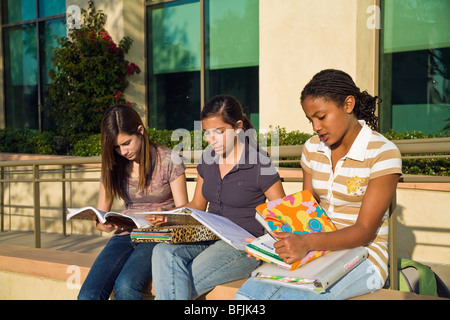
[234,259,384,300]
[78,235,157,300]
[152,240,261,300]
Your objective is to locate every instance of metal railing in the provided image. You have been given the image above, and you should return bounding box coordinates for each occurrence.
[0,138,449,290]
[0,156,101,248]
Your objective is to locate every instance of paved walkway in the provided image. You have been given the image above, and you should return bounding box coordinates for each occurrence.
[0,230,109,255]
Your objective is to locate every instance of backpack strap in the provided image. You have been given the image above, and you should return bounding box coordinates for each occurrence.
[398,258,437,297]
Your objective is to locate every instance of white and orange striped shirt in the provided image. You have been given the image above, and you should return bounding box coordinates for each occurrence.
[301,121,402,282]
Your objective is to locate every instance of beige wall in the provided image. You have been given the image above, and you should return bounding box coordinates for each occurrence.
[259,0,379,133]
[396,188,450,265]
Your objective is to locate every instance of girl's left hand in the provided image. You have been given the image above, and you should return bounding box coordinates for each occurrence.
[272,232,310,264]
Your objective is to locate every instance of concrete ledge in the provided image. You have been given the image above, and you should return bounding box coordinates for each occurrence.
[1,244,447,300]
[0,244,96,300]
[0,244,95,282]
[203,279,446,300]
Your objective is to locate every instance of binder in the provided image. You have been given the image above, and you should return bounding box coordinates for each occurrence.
[251,246,368,294]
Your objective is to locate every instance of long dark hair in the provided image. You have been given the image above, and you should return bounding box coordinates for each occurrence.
[300,69,380,131]
[101,104,157,202]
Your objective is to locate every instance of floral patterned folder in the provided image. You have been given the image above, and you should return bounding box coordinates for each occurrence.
[248,190,336,270]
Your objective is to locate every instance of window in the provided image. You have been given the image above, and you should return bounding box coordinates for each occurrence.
[146,0,259,131]
[1,0,66,130]
[379,0,450,134]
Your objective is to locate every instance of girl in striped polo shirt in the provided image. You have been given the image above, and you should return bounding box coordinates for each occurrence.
[236,69,402,300]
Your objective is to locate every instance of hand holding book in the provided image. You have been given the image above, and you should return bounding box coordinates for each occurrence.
[245,230,309,265]
[271,231,312,265]
[246,190,337,270]
[145,207,169,227]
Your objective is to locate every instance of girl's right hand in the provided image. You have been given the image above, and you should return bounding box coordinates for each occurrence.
[93,220,116,233]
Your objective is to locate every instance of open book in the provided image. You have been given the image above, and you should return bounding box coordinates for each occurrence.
[68,206,253,250]
[136,207,254,250]
[66,207,152,229]
[247,190,336,270]
[251,246,368,294]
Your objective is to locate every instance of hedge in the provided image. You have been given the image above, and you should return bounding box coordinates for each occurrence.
[0,128,448,176]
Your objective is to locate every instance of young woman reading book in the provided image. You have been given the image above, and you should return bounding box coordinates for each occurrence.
[151,94,285,299]
[235,69,402,300]
[78,104,188,300]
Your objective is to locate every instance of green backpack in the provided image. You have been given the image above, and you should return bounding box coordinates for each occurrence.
[397,258,449,298]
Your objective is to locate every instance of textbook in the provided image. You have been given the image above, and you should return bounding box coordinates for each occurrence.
[179,208,255,251]
[68,206,254,250]
[135,207,254,250]
[67,207,199,229]
[66,206,152,229]
[135,207,200,226]
[67,207,151,228]
[251,246,368,294]
[247,190,337,270]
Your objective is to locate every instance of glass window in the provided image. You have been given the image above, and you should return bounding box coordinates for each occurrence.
[3,24,38,129]
[2,0,36,24]
[147,0,201,131]
[2,1,66,130]
[146,0,260,131]
[39,0,66,18]
[379,0,450,134]
[205,0,259,129]
[40,18,66,130]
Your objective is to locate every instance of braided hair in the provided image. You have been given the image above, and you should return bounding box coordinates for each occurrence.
[300,69,380,132]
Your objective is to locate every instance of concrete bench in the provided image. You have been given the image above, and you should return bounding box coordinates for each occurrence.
[0,244,446,300]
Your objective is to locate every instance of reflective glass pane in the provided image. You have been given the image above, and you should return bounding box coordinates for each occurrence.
[147,1,201,130]
[206,0,259,69]
[380,0,450,134]
[383,0,450,53]
[205,0,259,130]
[40,18,67,130]
[39,0,66,18]
[2,0,36,24]
[3,24,39,129]
[151,0,201,74]
[208,67,259,131]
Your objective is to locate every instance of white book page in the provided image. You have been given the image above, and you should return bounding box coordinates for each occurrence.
[189,208,254,251]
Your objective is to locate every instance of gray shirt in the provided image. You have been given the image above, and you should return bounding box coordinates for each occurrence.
[197,143,280,237]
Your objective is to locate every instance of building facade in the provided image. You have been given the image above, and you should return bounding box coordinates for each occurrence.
[0,0,449,135]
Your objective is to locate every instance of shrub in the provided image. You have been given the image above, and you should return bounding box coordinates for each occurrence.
[0,129,65,155]
[46,0,140,151]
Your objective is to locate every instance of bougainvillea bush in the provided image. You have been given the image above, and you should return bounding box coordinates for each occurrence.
[46,0,140,149]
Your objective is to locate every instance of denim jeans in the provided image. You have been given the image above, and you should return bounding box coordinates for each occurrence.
[78,234,157,300]
[151,240,261,300]
[234,259,384,300]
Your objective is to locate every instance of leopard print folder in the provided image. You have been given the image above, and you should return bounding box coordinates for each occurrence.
[131,225,220,244]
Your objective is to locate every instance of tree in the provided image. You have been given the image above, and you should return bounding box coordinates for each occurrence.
[46,0,140,150]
